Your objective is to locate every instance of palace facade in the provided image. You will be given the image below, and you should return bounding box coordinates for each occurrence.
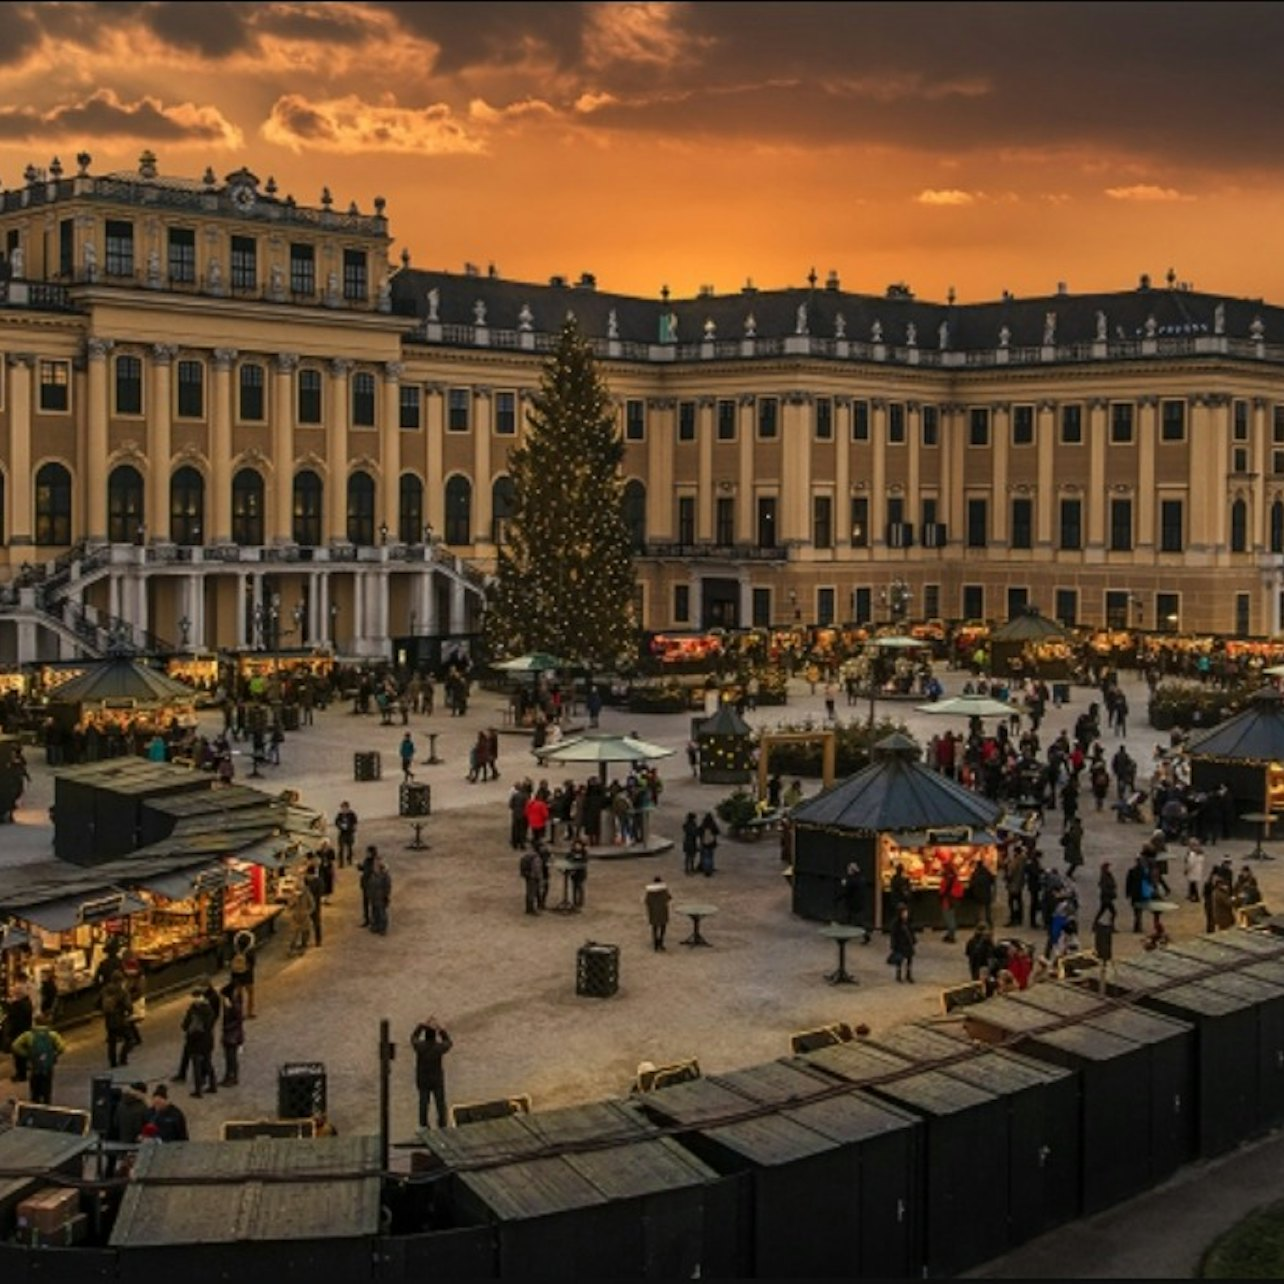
[2,150,1284,664]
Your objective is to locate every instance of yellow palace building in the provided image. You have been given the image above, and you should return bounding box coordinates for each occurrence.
[2,150,1284,664]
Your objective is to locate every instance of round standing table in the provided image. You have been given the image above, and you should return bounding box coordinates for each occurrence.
[675,903,718,947]
[818,923,867,985]
[550,859,579,914]
[1239,813,1277,861]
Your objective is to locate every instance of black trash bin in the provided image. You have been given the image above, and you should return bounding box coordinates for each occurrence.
[278,1062,327,1120]
[400,782,432,816]
[353,751,382,782]
[576,943,620,998]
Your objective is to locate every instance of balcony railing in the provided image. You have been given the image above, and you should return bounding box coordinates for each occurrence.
[641,541,789,562]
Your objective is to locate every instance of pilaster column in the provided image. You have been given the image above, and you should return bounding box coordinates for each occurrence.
[86,340,113,541]
[1035,401,1056,548]
[944,404,965,532]
[7,354,34,544]
[381,362,403,538]
[834,397,852,547]
[210,349,236,543]
[352,571,366,642]
[780,392,812,543]
[871,399,888,543]
[327,358,352,542]
[472,387,492,544]
[251,574,263,647]
[905,401,921,545]
[425,384,445,534]
[148,344,177,539]
[1252,398,1268,551]
[1138,397,1157,551]
[272,353,298,542]
[450,578,466,634]
[697,397,714,541]
[647,399,675,540]
[991,405,1009,543]
[1087,399,1108,550]
[735,396,754,544]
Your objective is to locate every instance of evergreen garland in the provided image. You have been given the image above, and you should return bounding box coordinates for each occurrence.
[484,316,638,668]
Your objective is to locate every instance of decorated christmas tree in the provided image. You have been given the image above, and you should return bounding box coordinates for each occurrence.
[484,316,638,668]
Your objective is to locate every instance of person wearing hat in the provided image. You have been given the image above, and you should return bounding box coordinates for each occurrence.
[144,1083,188,1142]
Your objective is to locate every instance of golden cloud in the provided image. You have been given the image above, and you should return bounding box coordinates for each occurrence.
[261,93,486,154]
[915,189,979,206]
[1104,184,1191,202]
[0,89,241,146]
[584,2,708,70]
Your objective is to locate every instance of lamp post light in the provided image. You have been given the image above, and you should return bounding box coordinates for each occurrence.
[178,614,191,650]
[292,601,305,642]
[252,602,264,651]
[329,602,339,649]
[379,521,389,547]
[788,588,800,623]
[270,592,281,651]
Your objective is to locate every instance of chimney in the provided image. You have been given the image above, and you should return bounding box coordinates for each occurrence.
[1056,281,1067,296]
[825,270,840,291]
[698,284,715,298]
[549,275,567,288]
[577,272,596,290]
[464,262,480,277]
[1139,273,1151,291]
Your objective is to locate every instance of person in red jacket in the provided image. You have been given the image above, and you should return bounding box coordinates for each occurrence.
[525,793,549,845]
[938,851,964,943]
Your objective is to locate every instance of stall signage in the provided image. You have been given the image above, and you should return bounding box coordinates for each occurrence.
[102,697,137,710]
[79,893,125,923]
[926,827,971,846]
[1269,762,1284,814]
[192,868,226,893]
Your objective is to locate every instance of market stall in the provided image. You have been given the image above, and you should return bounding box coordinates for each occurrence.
[165,651,222,696]
[789,732,1013,930]
[234,649,334,683]
[696,703,755,785]
[1187,686,1284,839]
[989,609,1074,681]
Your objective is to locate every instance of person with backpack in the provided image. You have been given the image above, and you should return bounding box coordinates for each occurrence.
[100,973,134,1069]
[180,988,217,1098]
[698,811,720,877]
[11,1015,65,1105]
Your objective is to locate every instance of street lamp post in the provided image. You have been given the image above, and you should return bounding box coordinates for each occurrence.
[292,602,305,643]
[329,602,339,650]
[177,615,191,650]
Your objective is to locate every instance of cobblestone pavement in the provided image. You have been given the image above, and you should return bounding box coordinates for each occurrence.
[3,667,1283,1274]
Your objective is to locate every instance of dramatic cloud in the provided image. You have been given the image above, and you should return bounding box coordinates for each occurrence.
[262,93,484,155]
[0,90,242,145]
[1105,184,1192,203]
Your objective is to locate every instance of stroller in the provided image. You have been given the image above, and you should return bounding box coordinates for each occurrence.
[1113,789,1149,823]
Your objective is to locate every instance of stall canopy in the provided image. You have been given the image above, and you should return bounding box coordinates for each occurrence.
[988,608,1072,679]
[1187,687,1284,828]
[49,657,197,707]
[697,705,753,739]
[792,733,1003,834]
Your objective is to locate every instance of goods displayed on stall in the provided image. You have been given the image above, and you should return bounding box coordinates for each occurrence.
[0,671,27,699]
[988,610,1074,680]
[164,652,221,696]
[235,649,334,683]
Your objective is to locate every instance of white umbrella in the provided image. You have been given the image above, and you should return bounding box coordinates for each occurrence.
[537,732,674,766]
[916,694,1019,718]
[872,636,929,650]
[494,652,565,673]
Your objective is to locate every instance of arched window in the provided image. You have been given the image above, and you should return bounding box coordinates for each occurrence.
[399,473,423,545]
[1230,497,1248,554]
[1272,499,1284,555]
[347,470,376,546]
[444,475,472,545]
[491,475,515,545]
[35,462,72,546]
[107,465,144,544]
[170,467,205,545]
[293,470,323,546]
[232,469,265,546]
[624,479,647,551]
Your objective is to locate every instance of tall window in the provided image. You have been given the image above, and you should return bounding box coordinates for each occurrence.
[851,496,869,547]
[167,228,195,284]
[39,360,69,412]
[1234,400,1249,441]
[230,236,257,292]
[678,400,696,442]
[966,497,988,548]
[289,243,315,296]
[104,219,134,277]
[114,355,143,416]
[400,384,422,430]
[1156,591,1180,632]
[962,584,984,620]
[1236,592,1251,638]
[815,397,833,441]
[921,404,939,447]
[231,468,264,545]
[292,470,323,546]
[853,587,872,625]
[447,388,470,432]
[757,496,777,548]
[756,397,778,440]
[1272,498,1284,554]
[1110,498,1133,551]
[35,462,71,546]
[58,218,74,277]
[1055,588,1078,627]
[1160,498,1184,552]
[717,399,736,441]
[624,480,647,550]
[813,495,833,549]
[1110,402,1134,444]
[1012,405,1034,446]
[342,249,367,302]
[923,584,940,618]
[400,473,424,545]
[107,465,144,544]
[1060,404,1083,445]
[494,390,516,435]
[1161,399,1186,442]
[1105,590,1131,630]
[1231,497,1248,553]
[969,407,990,447]
[1007,587,1030,619]
[852,400,870,441]
[444,475,472,545]
[1059,498,1082,550]
[626,400,646,442]
[887,403,905,444]
[176,360,204,418]
[351,372,376,427]
[490,475,514,546]
[346,471,376,545]
[298,369,322,424]
[238,362,265,422]
[677,495,696,545]
[675,585,692,624]
[715,496,735,545]
[1010,497,1033,550]
[817,587,836,626]
[170,467,205,545]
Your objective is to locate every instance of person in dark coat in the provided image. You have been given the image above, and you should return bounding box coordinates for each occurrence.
[101,974,134,1069]
[359,845,378,927]
[889,903,917,983]
[1060,816,1085,878]
[179,989,217,1098]
[698,812,720,877]
[681,812,700,876]
[1092,861,1118,927]
[5,975,33,1082]
[411,1018,453,1129]
[645,875,672,951]
[367,853,392,934]
[304,858,325,947]
[107,1081,150,1175]
[1125,855,1149,934]
[837,862,872,943]
[1025,850,1045,930]
[964,924,994,981]
[145,1083,188,1142]
[219,981,246,1086]
[567,838,589,909]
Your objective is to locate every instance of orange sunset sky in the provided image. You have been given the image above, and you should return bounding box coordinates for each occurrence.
[3,1,1283,304]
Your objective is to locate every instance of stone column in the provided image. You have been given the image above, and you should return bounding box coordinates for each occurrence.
[450,578,467,634]
[780,392,812,544]
[210,348,236,543]
[419,570,436,636]
[235,572,247,649]
[187,573,203,650]
[647,398,675,540]
[1137,397,1157,552]
[735,396,754,544]
[250,573,263,648]
[1086,398,1108,553]
[697,397,714,540]
[472,387,493,545]
[352,571,366,644]
[1252,397,1268,551]
[991,404,1009,544]
[871,399,888,543]
[1035,401,1056,549]
[835,397,852,547]
[147,344,177,539]
[905,401,921,546]
[327,359,352,542]
[7,354,33,544]
[85,339,113,542]
[381,362,403,538]
[425,384,445,534]
[272,353,298,543]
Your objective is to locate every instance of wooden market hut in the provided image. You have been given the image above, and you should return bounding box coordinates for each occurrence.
[790,733,1002,929]
[1187,687,1284,835]
[46,656,198,751]
[989,608,1073,680]
[696,703,754,785]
